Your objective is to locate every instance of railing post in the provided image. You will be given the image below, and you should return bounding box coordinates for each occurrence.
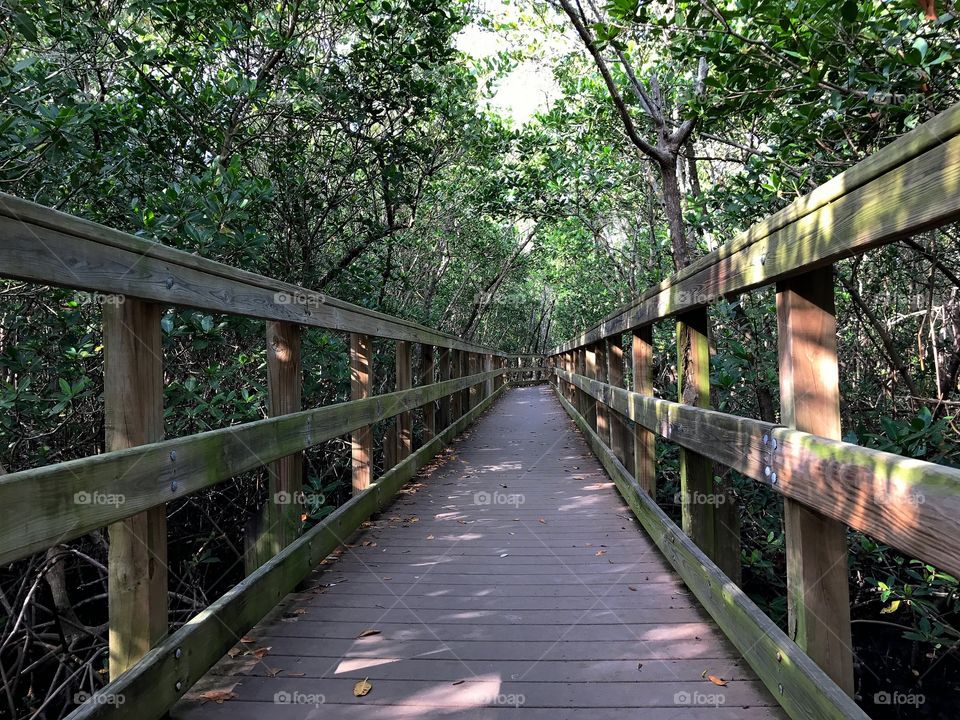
[576,347,587,417]
[595,342,609,445]
[438,347,451,429]
[468,352,479,410]
[677,310,742,583]
[585,345,599,431]
[606,337,626,464]
[421,344,436,442]
[104,298,167,679]
[351,333,373,494]
[247,321,303,574]
[632,326,656,496]
[396,340,412,462]
[777,267,854,695]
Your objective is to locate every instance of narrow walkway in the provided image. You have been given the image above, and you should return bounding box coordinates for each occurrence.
[175,386,785,719]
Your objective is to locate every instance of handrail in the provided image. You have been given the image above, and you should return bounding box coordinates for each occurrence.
[549,102,960,354]
[0,192,500,354]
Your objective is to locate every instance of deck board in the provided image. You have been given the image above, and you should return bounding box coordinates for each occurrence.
[173,386,785,718]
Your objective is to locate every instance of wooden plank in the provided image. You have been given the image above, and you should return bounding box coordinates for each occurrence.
[776,268,854,695]
[676,309,715,556]
[350,333,373,495]
[245,321,303,575]
[549,111,960,354]
[552,388,868,720]
[595,342,610,445]
[67,383,507,720]
[606,338,626,464]
[437,347,451,430]
[420,344,436,441]
[395,340,412,462]
[0,195,501,355]
[632,326,656,496]
[554,367,960,579]
[0,367,503,566]
[104,298,167,679]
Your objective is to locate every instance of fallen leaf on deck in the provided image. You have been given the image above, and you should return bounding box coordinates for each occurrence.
[708,675,728,686]
[354,679,373,697]
[358,629,381,638]
[538,517,546,524]
[240,636,255,643]
[628,586,637,591]
[199,690,237,705]
[452,680,465,685]
[427,534,435,540]
[595,550,606,557]
[266,667,281,678]
[250,647,271,658]
[286,672,306,677]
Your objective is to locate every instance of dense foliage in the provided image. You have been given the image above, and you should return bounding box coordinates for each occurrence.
[1,0,958,717]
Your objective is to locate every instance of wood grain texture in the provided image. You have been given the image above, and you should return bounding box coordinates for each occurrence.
[606,337,626,464]
[103,298,167,680]
[396,340,413,462]
[632,326,656,497]
[553,388,867,720]
[168,387,784,720]
[67,383,507,720]
[421,344,436,440]
[0,194,501,355]
[777,269,854,695]
[554,367,960,579]
[351,333,373,495]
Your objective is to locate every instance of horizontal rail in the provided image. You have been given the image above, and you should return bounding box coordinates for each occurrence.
[553,387,867,720]
[557,367,960,578]
[550,102,960,353]
[67,382,506,720]
[0,368,503,565]
[0,193,499,354]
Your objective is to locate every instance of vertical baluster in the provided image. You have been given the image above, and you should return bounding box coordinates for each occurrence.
[351,333,373,494]
[421,344,436,442]
[606,337,626,464]
[105,298,166,679]
[396,340,412,462]
[438,347,451,430]
[777,267,854,694]
[632,326,656,497]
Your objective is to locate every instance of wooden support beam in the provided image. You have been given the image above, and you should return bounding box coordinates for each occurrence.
[585,345,599,431]
[421,345,436,441]
[396,341,412,462]
[777,267,854,696]
[104,298,167,680]
[438,348,451,429]
[631,326,656,497]
[606,337,626,464]
[468,353,479,411]
[595,342,609,445]
[350,333,373,495]
[246,321,303,575]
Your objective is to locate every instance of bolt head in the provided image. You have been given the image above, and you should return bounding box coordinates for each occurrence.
[175,681,182,691]
[771,473,778,484]
[764,466,771,477]
[175,648,182,659]
[169,450,177,461]
[762,434,769,445]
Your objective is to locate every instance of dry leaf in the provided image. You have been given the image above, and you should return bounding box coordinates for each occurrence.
[358,629,381,638]
[628,586,637,592]
[707,675,728,687]
[239,636,255,643]
[353,678,373,697]
[251,646,271,658]
[266,667,281,678]
[426,534,435,540]
[452,680,465,685]
[538,517,546,524]
[286,672,306,677]
[227,647,243,658]
[199,690,237,705]
[595,550,606,557]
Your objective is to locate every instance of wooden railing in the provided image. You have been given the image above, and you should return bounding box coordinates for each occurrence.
[547,102,960,719]
[0,194,510,719]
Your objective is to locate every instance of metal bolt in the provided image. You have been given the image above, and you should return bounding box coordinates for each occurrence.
[771,438,778,450]
[166,277,175,289]
[175,681,183,691]
[776,651,783,663]
[171,480,178,492]
[771,473,778,485]
[760,253,767,266]
[778,683,784,695]
[175,648,182,659]
[764,466,771,477]
[170,450,177,461]
[762,434,769,445]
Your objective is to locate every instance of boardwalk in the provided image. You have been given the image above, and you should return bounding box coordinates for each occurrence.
[175,386,785,719]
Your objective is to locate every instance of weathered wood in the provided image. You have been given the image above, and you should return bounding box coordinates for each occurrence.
[350,333,373,494]
[421,345,436,441]
[777,268,854,695]
[553,388,868,720]
[104,298,167,680]
[245,321,304,575]
[549,109,960,354]
[554,366,960,580]
[595,342,610,446]
[632,326,656,496]
[395,340,412,462]
[676,310,715,556]
[437,347,451,429]
[585,345,599,431]
[468,353,479,411]
[67,383,507,720]
[0,195,502,356]
[606,338,627,464]
[0,369,504,566]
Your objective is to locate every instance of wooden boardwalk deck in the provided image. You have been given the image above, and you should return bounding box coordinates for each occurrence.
[174,386,786,719]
